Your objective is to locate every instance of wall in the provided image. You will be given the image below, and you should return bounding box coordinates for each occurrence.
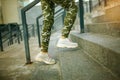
[0,0,3,24]
[92,0,120,23]
[1,0,20,24]
[105,5,120,22]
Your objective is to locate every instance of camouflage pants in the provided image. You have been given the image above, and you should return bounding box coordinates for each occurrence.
[41,0,78,52]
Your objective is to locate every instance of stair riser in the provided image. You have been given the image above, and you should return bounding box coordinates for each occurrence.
[92,4,120,23]
[85,23,120,37]
[70,34,120,78]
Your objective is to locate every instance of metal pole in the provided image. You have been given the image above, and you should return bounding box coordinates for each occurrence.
[0,31,3,51]
[79,0,84,33]
[85,2,88,13]
[62,10,66,25]
[17,25,20,44]
[8,24,13,45]
[21,11,31,64]
[19,24,23,41]
[36,16,41,47]
[89,0,92,13]
[104,0,107,6]
[98,0,101,6]
[32,24,35,37]
[21,0,40,64]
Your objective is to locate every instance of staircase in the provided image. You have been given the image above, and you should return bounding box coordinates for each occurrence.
[0,0,120,80]
[70,2,120,80]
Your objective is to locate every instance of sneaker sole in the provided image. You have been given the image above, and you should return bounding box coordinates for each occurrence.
[57,44,78,48]
[35,58,55,65]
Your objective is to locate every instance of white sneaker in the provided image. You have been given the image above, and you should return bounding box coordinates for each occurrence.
[57,38,78,48]
[35,52,56,65]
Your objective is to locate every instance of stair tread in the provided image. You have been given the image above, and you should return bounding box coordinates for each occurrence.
[71,31,120,54]
[0,36,61,80]
[59,49,119,80]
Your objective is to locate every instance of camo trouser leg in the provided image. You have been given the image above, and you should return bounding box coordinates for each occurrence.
[51,0,78,38]
[41,0,55,52]
[41,0,78,52]
[61,0,78,38]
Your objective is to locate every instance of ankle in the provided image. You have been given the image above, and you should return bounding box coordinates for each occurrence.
[61,36,67,39]
[41,51,48,54]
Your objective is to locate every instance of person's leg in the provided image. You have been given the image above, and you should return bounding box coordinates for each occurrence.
[41,0,55,53]
[54,0,78,48]
[35,0,55,64]
[61,0,78,38]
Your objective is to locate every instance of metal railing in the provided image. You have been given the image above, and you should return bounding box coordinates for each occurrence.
[0,23,22,51]
[79,0,84,33]
[21,0,41,64]
[87,0,107,13]
[0,30,3,51]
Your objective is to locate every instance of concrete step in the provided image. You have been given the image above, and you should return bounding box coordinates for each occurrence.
[0,36,61,80]
[85,22,120,37]
[1,31,120,80]
[59,48,119,80]
[92,4,120,23]
[70,31,120,79]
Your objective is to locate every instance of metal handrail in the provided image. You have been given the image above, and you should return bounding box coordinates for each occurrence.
[0,24,8,31]
[0,24,21,51]
[21,0,85,64]
[2,24,34,44]
[93,0,105,8]
[21,0,40,64]
[89,0,106,12]
[0,31,3,51]
[79,0,84,33]
[2,26,18,38]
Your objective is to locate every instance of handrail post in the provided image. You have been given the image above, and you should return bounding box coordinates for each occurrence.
[89,0,92,13]
[98,0,101,6]
[21,0,40,64]
[18,24,23,41]
[17,25,20,44]
[79,0,84,33]
[21,11,31,64]
[85,2,89,13]
[62,10,66,25]
[0,30,3,51]
[104,0,107,6]
[8,24,13,45]
[36,16,42,47]
[32,24,35,37]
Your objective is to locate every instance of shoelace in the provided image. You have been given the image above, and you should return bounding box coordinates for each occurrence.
[46,54,54,61]
[65,38,73,43]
